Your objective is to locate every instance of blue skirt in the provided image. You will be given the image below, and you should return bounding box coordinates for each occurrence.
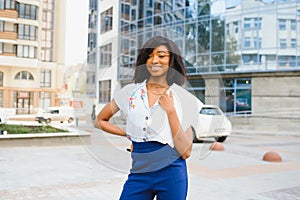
[130,141,186,174]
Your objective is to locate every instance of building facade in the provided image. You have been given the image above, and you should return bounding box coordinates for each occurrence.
[0,0,67,114]
[91,0,300,123]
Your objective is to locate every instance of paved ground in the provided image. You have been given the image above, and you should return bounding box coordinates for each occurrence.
[0,122,300,200]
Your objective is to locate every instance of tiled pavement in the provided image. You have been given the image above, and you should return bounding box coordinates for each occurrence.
[0,123,300,200]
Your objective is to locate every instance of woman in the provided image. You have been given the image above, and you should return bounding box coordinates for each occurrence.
[94,36,200,200]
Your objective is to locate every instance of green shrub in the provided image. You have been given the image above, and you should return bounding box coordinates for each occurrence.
[0,124,69,134]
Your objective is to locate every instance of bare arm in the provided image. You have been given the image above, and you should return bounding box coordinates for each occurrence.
[94,99,126,137]
[158,91,193,159]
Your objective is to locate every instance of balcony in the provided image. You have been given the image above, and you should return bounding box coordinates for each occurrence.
[0,9,18,19]
[0,31,18,40]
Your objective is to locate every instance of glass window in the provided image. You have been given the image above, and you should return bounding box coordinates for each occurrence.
[0,0,4,9]
[99,80,111,103]
[40,69,51,87]
[254,37,261,48]
[290,19,296,30]
[0,42,3,54]
[254,18,261,29]
[279,19,286,30]
[244,18,251,29]
[18,45,35,58]
[290,56,296,67]
[101,7,113,34]
[278,56,287,67]
[39,92,51,108]
[291,39,297,48]
[14,71,34,80]
[0,20,3,31]
[220,78,252,115]
[280,39,287,48]
[244,37,251,48]
[100,43,112,68]
[0,71,3,86]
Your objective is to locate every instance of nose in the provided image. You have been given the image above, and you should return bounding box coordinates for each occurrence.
[151,54,159,64]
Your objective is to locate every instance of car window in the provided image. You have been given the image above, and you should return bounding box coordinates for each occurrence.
[200,108,222,115]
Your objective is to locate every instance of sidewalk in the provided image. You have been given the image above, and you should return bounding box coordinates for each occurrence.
[0,122,300,199]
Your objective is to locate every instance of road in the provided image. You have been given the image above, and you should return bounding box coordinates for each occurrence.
[0,123,300,200]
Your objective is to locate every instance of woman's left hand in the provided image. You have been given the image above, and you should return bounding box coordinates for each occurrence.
[158,90,175,113]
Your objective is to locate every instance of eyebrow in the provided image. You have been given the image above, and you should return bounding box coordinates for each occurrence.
[156,50,169,53]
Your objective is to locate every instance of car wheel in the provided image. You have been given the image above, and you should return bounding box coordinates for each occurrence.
[68,118,74,123]
[46,118,51,124]
[215,136,227,143]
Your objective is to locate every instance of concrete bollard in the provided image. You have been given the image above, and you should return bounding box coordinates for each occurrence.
[263,151,282,162]
[209,142,224,151]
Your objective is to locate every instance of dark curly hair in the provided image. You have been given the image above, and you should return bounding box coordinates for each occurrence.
[133,36,186,86]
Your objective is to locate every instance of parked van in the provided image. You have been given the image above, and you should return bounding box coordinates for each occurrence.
[35,107,74,124]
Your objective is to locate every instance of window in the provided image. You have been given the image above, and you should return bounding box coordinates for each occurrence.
[0,90,2,107]
[242,54,260,64]
[254,18,261,30]
[233,21,239,33]
[187,79,205,103]
[290,20,296,31]
[279,19,286,30]
[99,80,111,103]
[15,71,34,80]
[280,39,287,48]
[0,0,4,9]
[100,43,112,68]
[1,0,16,9]
[278,56,287,67]
[18,24,36,40]
[244,18,251,29]
[0,71,3,86]
[101,7,113,33]
[18,3,37,20]
[40,69,51,87]
[0,42,3,54]
[0,20,3,31]
[220,78,252,114]
[17,45,35,58]
[254,37,261,48]
[291,39,297,48]
[244,37,251,48]
[39,92,51,108]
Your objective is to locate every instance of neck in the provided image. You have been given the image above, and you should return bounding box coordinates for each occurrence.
[147,78,168,88]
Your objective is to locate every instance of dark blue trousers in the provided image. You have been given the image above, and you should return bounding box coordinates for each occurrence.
[119,141,188,200]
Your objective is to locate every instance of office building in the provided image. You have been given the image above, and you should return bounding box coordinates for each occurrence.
[90,0,300,127]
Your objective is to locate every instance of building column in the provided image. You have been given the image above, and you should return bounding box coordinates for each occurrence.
[205,78,220,106]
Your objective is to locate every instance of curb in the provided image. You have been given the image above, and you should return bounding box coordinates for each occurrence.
[0,131,91,147]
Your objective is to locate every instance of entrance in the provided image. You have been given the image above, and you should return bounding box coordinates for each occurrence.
[15,91,32,114]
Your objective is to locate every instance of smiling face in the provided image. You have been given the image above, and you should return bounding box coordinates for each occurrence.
[146,45,170,82]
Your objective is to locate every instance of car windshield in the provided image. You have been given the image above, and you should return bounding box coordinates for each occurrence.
[200,107,222,115]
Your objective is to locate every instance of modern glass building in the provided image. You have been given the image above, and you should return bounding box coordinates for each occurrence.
[90,0,300,119]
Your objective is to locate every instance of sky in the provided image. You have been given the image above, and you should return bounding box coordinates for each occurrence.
[64,0,89,66]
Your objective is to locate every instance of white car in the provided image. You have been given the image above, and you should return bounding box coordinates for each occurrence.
[35,107,75,124]
[192,105,232,143]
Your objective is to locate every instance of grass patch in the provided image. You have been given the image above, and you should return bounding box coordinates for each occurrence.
[0,124,69,134]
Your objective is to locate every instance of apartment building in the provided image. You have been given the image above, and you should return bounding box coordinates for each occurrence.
[0,0,67,114]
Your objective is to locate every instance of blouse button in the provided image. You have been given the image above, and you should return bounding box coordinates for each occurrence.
[145,116,149,120]
[143,127,147,131]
